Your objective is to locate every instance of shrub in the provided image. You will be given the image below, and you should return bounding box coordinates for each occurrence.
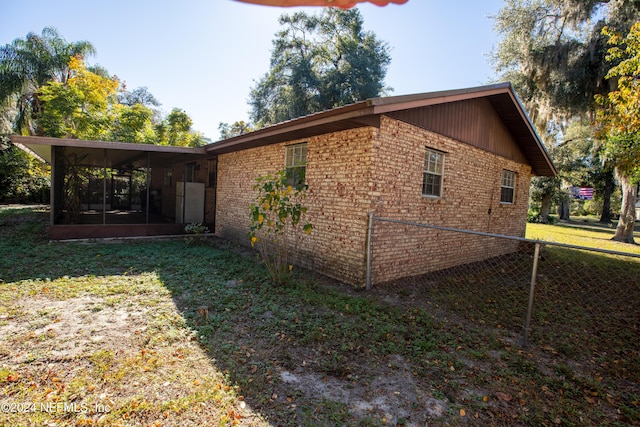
[527,208,541,223]
[248,170,312,285]
[184,222,209,245]
[528,208,557,224]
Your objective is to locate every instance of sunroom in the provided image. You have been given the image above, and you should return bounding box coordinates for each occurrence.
[11,135,212,240]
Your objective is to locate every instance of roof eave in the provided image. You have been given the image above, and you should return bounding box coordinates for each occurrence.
[11,135,206,155]
[204,83,556,176]
[503,89,557,177]
[369,82,514,113]
[10,135,207,165]
[205,101,375,154]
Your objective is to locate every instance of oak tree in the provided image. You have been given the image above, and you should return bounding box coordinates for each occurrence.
[493,0,640,223]
[249,8,391,126]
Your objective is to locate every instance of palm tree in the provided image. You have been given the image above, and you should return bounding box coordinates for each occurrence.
[0,27,95,135]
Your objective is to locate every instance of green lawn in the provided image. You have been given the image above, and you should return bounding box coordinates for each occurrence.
[1,206,638,426]
[526,220,640,254]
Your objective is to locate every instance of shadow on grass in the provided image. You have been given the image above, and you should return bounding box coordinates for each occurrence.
[0,207,462,425]
[3,207,640,425]
[374,244,640,424]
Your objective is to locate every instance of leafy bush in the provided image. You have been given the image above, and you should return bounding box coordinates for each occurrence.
[248,170,312,285]
[528,208,557,224]
[184,222,209,245]
[0,140,50,203]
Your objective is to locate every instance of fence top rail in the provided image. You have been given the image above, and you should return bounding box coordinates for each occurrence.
[371,215,640,259]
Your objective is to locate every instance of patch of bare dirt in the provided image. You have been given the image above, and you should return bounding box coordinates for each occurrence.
[4,296,147,361]
[0,292,270,426]
[276,353,448,425]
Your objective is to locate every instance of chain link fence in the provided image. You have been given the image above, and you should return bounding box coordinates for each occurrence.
[366,215,640,353]
[365,217,640,423]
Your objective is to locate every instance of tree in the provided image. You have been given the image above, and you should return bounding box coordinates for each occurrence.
[39,62,204,146]
[591,166,615,223]
[249,8,391,126]
[529,122,596,222]
[492,0,640,223]
[595,23,640,243]
[493,0,639,128]
[236,0,407,7]
[118,86,161,108]
[0,27,94,201]
[38,56,119,140]
[118,86,162,129]
[218,120,253,139]
[0,27,95,136]
[529,175,562,222]
[111,103,157,144]
[155,108,206,147]
[0,137,49,203]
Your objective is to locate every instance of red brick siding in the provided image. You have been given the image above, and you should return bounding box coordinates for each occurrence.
[369,116,531,284]
[215,128,374,284]
[215,116,532,287]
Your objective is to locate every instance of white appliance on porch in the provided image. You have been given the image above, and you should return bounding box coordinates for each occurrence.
[176,182,205,223]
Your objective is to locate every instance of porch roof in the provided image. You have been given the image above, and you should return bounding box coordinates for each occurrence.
[11,136,205,169]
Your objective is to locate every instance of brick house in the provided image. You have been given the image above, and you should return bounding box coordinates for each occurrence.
[13,83,555,287]
[206,83,555,286]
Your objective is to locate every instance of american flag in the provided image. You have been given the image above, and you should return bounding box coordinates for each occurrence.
[571,186,594,200]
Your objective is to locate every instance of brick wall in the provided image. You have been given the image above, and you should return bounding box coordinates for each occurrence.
[215,128,374,285]
[369,116,532,284]
[215,116,532,287]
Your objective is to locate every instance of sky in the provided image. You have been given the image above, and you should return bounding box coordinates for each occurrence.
[1,0,505,141]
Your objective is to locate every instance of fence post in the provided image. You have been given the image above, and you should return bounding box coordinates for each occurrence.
[365,212,374,290]
[522,242,542,347]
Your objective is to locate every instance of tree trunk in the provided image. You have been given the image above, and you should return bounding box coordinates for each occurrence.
[599,169,614,223]
[612,168,637,244]
[540,192,552,223]
[558,193,570,221]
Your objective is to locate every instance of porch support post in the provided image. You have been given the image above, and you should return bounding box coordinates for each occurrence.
[145,152,150,224]
[102,149,107,225]
[51,146,65,225]
[49,146,55,226]
[182,155,187,224]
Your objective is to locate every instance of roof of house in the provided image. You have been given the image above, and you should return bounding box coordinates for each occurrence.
[205,82,556,176]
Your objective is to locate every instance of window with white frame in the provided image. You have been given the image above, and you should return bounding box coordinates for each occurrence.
[285,143,307,189]
[500,170,516,204]
[422,148,445,197]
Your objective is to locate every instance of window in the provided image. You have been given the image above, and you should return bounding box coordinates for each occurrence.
[501,170,516,204]
[285,143,307,189]
[422,148,445,197]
